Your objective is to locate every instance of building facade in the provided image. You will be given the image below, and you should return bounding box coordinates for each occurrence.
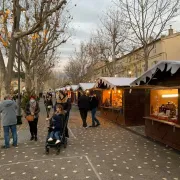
[88,28,180,80]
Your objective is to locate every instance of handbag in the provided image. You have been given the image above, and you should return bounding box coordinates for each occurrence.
[26,115,34,121]
[47,105,52,109]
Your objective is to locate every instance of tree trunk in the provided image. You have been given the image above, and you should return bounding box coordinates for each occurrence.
[143,47,149,72]
[5,0,21,94]
[25,66,33,93]
[5,38,17,94]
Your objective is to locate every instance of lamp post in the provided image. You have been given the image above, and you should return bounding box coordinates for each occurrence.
[128,71,132,77]
[17,40,22,125]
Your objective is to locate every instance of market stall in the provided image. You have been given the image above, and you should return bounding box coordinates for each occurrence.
[70,85,78,104]
[94,77,146,126]
[131,60,180,151]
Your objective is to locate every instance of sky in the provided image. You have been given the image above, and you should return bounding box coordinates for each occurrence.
[55,0,113,71]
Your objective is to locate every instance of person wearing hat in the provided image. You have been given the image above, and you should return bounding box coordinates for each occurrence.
[25,96,40,141]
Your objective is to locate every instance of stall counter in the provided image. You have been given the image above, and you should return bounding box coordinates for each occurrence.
[144,117,180,151]
[100,106,124,125]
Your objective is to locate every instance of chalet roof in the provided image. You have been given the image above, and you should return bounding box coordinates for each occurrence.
[95,77,136,89]
[131,60,180,86]
[78,83,95,91]
[70,85,78,91]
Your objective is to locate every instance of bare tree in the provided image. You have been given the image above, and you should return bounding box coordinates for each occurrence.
[117,0,180,71]
[85,8,129,77]
[13,6,71,93]
[64,42,92,84]
[0,0,68,94]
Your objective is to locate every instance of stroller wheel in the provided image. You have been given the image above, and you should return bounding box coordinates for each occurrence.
[45,148,49,155]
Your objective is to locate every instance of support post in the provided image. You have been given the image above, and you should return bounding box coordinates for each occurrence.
[178,89,180,124]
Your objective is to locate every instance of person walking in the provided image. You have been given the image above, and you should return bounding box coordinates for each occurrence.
[25,96,40,141]
[0,95,18,149]
[89,93,100,127]
[45,95,53,119]
[78,91,90,128]
[55,91,71,138]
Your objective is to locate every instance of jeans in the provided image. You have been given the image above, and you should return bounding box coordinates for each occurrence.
[49,131,60,140]
[28,118,38,137]
[79,109,88,127]
[3,125,17,148]
[91,108,100,126]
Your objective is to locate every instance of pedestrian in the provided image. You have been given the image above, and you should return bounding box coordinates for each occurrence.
[45,95,53,119]
[48,104,65,144]
[54,91,71,138]
[0,94,18,149]
[25,96,40,141]
[89,92,100,127]
[78,91,90,128]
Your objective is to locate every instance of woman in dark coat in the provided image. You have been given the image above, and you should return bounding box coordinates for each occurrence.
[25,96,40,141]
[55,91,71,138]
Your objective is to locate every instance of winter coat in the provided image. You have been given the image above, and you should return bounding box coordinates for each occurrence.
[89,96,99,110]
[78,95,90,110]
[0,100,18,126]
[25,101,40,118]
[55,97,71,112]
[49,113,64,133]
[45,99,53,107]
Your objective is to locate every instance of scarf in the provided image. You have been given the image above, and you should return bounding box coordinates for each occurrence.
[30,99,36,113]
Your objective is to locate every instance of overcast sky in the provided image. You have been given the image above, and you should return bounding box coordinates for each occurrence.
[55,0,113,71]
[54,0,180,72]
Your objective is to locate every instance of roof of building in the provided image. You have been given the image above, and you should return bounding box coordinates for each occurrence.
[95,77,136,88]
[130,60,180,86]
[78,83,96,91]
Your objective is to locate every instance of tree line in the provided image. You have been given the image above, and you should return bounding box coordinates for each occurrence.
[65,0,180,84]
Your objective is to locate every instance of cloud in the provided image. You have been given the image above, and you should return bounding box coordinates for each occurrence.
[58,0,113,70]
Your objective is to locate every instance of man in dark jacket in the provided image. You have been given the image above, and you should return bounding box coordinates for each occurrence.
[0,95,18,148]
[78,91,90,128]
[89,93,100,127]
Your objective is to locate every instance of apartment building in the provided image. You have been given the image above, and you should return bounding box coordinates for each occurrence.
[89,27,180,80]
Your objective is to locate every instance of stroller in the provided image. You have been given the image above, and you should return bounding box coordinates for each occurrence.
[45,112,68,155]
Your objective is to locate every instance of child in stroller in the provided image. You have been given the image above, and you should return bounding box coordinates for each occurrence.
[45,104,67,155]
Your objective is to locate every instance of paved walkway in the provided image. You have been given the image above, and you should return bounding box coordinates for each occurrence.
[0,100,180,180]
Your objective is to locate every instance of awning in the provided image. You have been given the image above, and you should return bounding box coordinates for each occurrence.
[78,83,95,91]
[131,60,180,86]
[95,77,136,89]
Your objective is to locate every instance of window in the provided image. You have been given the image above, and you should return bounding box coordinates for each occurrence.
[102,89,123,108]
[150,89,178,123]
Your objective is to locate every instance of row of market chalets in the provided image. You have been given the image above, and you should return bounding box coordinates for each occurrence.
[55,83,95,104]
[56,60,180,151]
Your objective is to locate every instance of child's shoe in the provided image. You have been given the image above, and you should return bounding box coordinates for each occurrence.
[48,137,53,142]
[55,140,61,144]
